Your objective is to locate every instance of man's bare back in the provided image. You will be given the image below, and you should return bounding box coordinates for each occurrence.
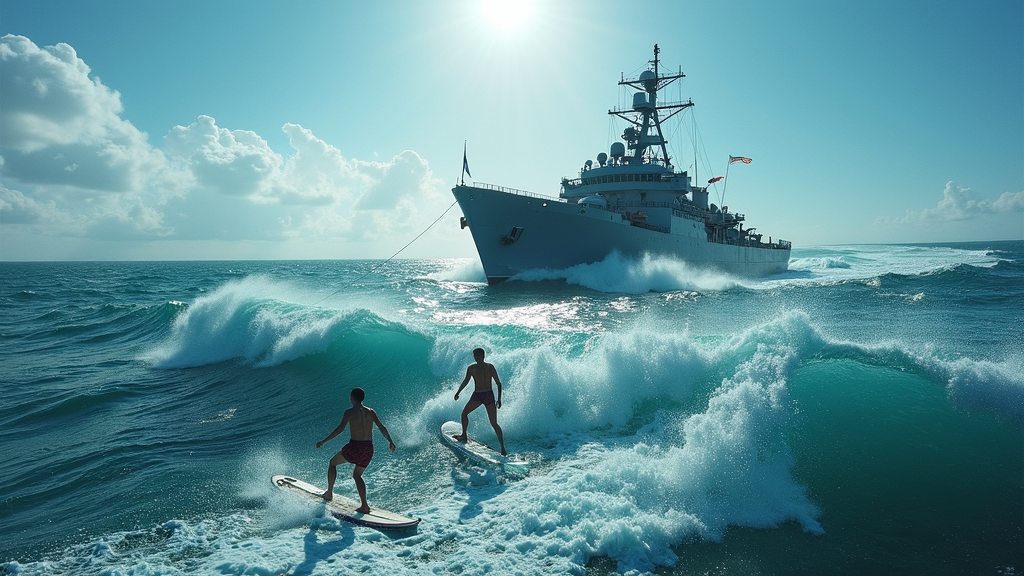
[339,405,376,441]
[466,361,499,392]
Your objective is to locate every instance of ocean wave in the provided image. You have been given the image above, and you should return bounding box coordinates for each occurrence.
[409,309,1022,443]
[760,244,1005,290]
[8,307,1021,575]
[807,332,1024,427]
[143,276,426,369]
[3,386,140,429]
[788,256,852,270]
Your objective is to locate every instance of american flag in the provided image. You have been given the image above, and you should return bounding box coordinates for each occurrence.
[729,156,752,164]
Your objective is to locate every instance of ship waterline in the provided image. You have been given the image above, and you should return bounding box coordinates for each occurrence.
[455,183,790,284]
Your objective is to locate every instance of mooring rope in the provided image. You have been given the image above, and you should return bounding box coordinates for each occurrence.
[309,198,461,306]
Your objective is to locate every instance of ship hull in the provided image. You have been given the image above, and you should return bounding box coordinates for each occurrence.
[454,185,790,284]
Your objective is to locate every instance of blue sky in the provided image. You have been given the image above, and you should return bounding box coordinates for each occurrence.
[1,0,1021,260]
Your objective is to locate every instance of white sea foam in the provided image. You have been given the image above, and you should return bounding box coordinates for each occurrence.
[788,256,852,270]
[427,258,487,283]
[511,251,742,294]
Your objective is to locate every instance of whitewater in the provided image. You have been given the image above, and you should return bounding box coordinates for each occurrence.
[1,241,1021,575]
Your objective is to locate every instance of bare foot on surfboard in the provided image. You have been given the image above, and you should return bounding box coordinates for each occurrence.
[453,434,467,443]
[321,491,333,501]
[355,505,371,514]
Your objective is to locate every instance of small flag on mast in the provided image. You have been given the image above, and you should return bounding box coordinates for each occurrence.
[708,176,724,184]
[729,156,752,164]
[462,142,472,179]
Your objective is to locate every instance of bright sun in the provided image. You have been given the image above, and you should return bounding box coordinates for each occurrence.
[481,0,532,29]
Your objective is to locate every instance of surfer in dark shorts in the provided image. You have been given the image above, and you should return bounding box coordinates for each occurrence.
[453,347,507,455]
[316,387,395,513]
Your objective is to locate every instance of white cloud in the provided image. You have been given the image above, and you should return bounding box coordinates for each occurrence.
[164,115,283,199]
[0,35,465,258]
[0,183,69,225]
[161,115,452,242]
[883,181,1024,224]
[991,190,1024,213]
[0,34,167,193]
[278,122,361,205]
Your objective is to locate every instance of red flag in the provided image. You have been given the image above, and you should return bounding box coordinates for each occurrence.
[729,156,752,164]
[708,176,724,184]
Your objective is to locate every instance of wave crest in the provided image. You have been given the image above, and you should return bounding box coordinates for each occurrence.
[143,276,417,369]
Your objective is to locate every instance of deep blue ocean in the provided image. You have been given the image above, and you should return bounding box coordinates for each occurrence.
[1,241,1022,575]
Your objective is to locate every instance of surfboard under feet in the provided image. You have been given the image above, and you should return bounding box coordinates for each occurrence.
[440,420,529,478]
[271,474,421,530]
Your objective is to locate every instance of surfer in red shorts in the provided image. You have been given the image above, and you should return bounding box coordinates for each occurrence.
[453,347,507,455]
[316,387,395,513]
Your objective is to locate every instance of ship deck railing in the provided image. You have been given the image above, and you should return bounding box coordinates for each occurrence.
[471,182,565,202]
[715,237,792,250]
[629,221,670,233]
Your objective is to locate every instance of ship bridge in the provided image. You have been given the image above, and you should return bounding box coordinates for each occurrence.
[560,168,690,205]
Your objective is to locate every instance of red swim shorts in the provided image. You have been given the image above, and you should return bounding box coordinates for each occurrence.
[341,440,374,468]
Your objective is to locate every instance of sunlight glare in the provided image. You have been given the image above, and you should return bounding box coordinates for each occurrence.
[481,0,533,30]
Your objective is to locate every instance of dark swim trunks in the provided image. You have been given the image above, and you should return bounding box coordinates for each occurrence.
[341,440,374,468]
[470,390,495,406]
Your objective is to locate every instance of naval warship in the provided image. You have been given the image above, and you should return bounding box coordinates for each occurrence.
[453,45,790,284]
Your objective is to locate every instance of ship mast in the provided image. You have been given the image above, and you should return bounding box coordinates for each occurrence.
[609,44,693,169]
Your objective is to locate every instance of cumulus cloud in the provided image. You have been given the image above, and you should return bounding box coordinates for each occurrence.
[0,34,167,193]
[0,34,460,257]
[0,183,69,225]
[161,114,449,241]
[165,115,284,199]
[882,181,1024,224]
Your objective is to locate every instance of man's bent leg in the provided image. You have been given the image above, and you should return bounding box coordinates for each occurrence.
[352,466,369,513]
[323,452,349,501]
[485,403,506,456]
[458,399,482,441]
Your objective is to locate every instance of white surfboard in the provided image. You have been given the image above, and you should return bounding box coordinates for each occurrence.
[271,474,421,530]
[440,420,529,478]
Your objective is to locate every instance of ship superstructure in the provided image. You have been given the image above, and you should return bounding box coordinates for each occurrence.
[454,45,790,284]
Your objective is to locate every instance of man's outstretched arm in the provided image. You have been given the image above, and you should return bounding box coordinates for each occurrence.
[491,364,503,407]
[372,410,397,452]
[454,368,472,399]
[316,414,349,448]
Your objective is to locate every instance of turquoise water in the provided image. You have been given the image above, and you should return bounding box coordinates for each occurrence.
[1,242,1021,575]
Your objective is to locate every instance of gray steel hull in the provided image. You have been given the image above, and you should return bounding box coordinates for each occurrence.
[454,185,790,284]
